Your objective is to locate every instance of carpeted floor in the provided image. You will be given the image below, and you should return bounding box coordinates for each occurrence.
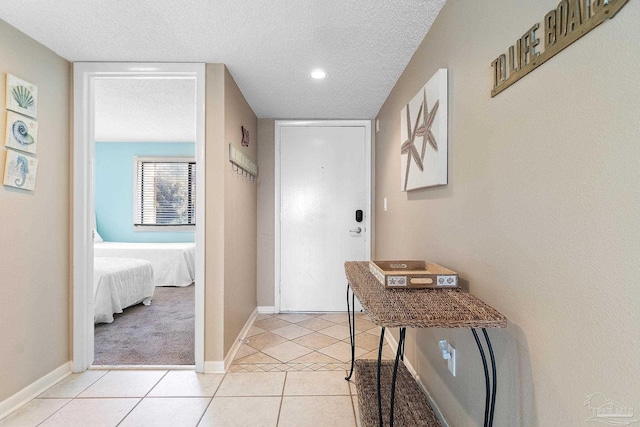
[94,285,195,365]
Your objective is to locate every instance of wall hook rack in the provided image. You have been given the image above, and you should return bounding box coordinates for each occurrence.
[229,143,258,183]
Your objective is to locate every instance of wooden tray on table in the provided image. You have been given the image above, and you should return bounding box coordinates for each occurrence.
[369,260,458,289]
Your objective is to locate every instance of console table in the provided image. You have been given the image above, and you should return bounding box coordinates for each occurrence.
[344,261,507,427]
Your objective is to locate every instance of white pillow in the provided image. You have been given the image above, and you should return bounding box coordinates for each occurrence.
[94,213,104,242]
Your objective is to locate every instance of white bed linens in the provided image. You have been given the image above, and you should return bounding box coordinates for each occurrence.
[94,257,155,324]
[94,242,195,287]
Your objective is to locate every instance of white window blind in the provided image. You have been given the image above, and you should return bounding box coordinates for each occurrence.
[135,158,196,227]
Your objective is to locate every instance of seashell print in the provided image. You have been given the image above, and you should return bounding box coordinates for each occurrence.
[12,120,34,146]
[11,86,35,109]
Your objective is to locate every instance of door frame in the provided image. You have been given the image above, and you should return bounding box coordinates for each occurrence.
[72,62,206,372]
[274,120,372,313]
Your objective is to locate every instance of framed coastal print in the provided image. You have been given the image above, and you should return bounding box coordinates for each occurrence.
[3,149,38,191]
[5,74,38,119]
[5,111,38,154]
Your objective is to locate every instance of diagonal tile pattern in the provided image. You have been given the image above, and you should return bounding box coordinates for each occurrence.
[271,324,314,340]
[253,317,292,331]
[262,341,313,363]
[230,312,393,373]
[292,332,339,350]
[242,331,288,351]
[295,317,336,331]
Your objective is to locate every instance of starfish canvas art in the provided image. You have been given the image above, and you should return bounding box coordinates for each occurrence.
[400,68,448,191]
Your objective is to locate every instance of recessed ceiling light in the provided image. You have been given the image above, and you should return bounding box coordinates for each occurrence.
[310,69,327,79]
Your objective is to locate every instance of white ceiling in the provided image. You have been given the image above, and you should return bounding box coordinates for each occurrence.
[94,78,196,142]
[0,0,445,125]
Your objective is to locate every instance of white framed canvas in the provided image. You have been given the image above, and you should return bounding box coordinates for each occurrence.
[5,74,38,119]
[3,149,38,191]
[400,68,448,191]
[5,111,38,154]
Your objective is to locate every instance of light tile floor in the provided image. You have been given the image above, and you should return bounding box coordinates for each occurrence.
[230,312,393,373]
[0,312,389,427]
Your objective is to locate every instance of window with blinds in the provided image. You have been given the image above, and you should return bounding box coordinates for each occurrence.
[134,157,196,227]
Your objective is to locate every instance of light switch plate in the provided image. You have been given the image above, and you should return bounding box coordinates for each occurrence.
[448,343,456,376]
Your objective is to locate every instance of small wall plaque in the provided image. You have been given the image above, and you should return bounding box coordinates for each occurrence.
[241,126,250,147]
[5,74,38,119]
[3,149,38,191]
[5,111,38,154]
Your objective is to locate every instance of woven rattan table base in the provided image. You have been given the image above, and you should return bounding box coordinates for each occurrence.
[354,359,442,427]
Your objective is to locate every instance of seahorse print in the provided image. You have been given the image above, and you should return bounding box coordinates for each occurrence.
[14,155,29,187]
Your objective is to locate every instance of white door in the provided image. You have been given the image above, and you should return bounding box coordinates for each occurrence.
[278,122,370,312]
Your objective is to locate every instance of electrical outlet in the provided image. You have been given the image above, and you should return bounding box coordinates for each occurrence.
[448,343,456,376]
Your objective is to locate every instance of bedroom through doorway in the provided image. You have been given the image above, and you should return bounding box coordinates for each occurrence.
[92,77,197,366]
[73,63,206,372]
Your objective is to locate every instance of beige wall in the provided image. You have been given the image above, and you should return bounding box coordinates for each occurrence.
[257,119,275,307]
[205,64,258,361]
[222,67,258,354]
[0,20,70,402]
[204,64,226,362]
[374,0,640,425]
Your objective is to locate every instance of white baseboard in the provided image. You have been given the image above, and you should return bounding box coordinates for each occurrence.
[257,306,276,314]
[223,308,259,371]
[383,332,449,427]
[203,361,225,374]
[0,362,71,420]
[90,365,194,371]
[204,308,261,374]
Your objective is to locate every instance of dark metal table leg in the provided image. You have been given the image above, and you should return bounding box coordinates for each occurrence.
[346,284,356,380]
[389,327,406,427]
[377,327,386,427]
[483,328,497,427]
[472,329,490,427]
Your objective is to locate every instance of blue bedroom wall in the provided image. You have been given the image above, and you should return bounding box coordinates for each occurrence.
[95,142,195,243]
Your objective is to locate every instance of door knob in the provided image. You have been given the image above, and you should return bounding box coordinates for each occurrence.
[349,227,362,234]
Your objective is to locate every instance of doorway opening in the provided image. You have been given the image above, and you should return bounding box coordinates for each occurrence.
[73,63,205,372]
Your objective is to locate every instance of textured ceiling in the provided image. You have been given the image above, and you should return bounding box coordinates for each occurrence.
[94,78,196,142]
[0,0,445,120]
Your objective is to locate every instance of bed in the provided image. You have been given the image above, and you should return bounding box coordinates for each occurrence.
[94,257,155,324]
[94,242,196,287]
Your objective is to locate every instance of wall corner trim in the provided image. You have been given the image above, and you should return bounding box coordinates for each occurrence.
[257,306,276,314]
[0,362,71,420]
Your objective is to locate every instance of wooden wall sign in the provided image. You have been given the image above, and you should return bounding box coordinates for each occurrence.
[491,0,629,97]
[241,125,250,147]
